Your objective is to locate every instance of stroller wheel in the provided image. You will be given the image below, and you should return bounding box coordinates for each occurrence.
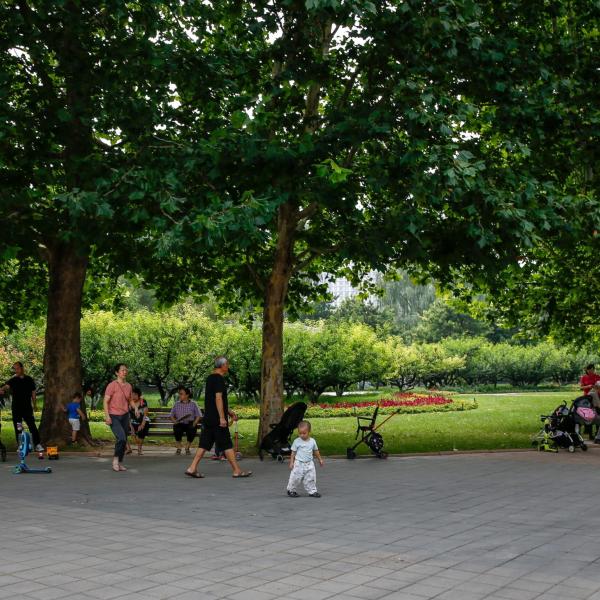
[377,452,388,459]
[346,448,356,460]
[276,454,284,463]
[582,443,588,451]
[568,445,575,453]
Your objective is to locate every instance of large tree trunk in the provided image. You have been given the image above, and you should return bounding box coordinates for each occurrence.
[40,242,91,445]
[258,204,296,442]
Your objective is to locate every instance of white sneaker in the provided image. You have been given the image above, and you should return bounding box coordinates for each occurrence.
[35,444,44,452]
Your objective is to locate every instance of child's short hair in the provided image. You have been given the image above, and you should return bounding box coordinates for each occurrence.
[72,391,83,400]
[298,420,311,432]
[132,386,142,397]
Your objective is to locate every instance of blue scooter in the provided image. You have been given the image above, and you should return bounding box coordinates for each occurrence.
[13,423,51,474]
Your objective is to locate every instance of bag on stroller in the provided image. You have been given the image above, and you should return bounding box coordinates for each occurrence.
[258,402,307,461]
[571,395,598,425]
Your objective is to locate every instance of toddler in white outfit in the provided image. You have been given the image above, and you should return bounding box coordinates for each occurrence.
[287,420,324,497]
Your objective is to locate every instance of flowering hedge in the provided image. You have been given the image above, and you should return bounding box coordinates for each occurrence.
[227,392,476,419]
[322,392,452,410]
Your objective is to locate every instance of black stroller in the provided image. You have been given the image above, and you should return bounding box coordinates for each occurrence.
[532,401,587,452]
[0,396,7,462]
[347,404,399,459]
[259,402,307,462]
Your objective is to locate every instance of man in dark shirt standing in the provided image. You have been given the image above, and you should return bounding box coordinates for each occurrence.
[1,361,43,451]
[185,356,251,479]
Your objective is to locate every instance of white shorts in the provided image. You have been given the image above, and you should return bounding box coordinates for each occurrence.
[69,418,81,432]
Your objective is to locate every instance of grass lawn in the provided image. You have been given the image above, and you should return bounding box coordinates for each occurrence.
[0,391,577,455]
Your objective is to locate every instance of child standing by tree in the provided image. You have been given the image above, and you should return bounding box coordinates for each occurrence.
[64,392,86,444]
[287,420,324,497]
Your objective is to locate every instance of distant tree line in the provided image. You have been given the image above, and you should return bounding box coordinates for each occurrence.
[0,307,594,407]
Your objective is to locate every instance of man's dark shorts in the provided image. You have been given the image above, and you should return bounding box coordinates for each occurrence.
[199,424,233,451]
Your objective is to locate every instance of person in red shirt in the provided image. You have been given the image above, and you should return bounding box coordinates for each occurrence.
[580,364,600,398]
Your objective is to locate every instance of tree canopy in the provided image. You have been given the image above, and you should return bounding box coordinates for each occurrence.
[1,0,597,443]
[0,0,256,441]
[447,0,600,344]
[139,0,592,435]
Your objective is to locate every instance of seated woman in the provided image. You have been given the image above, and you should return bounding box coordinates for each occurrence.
[170,386,202,455]
[129,387,150,455]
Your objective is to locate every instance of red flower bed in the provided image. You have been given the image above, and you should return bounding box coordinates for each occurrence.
[319,392,452,410]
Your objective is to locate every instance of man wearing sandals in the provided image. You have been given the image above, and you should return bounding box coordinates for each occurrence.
[185,356,251,479]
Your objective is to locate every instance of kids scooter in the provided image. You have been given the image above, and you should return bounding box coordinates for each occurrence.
[13,423,52,474]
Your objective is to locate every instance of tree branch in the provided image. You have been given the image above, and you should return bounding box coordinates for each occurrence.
[336,70,359,112]
[303,19,333,134]
[296,201,319,225]
[292,240,344,274]
[246,261,265,292]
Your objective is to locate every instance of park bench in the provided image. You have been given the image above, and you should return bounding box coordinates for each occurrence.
[144,407,203,438]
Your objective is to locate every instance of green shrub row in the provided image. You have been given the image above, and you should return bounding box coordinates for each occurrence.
[1,307,595,405]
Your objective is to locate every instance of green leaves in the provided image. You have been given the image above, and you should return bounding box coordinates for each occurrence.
[315,159,352,184]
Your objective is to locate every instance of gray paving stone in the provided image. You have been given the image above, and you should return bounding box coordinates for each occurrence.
[3,452,600,600]
[226,591,278,600]
[310,579,357,594]
[494,588,540,600]
[0,581,48,598]
[379,592,436,600]
[344,585,393,599]
[0,575,21,586]
[23,587,73,600]
[287,589,335,600]
[389,581,444,598]
[82,587,129,600]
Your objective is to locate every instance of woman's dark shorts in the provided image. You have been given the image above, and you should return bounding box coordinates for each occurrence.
[199,425,233,451]
[133,422,150,440]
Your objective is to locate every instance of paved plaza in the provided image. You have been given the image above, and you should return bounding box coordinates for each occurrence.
[2,449,600,600]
